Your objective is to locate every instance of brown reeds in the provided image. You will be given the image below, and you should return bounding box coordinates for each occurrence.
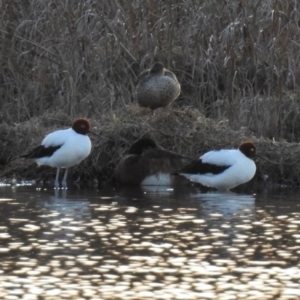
[1,0,300,186]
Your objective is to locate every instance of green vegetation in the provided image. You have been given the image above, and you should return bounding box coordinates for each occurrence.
[1,0,300,186]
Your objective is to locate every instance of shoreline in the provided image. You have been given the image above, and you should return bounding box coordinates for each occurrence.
[1,106,299,188]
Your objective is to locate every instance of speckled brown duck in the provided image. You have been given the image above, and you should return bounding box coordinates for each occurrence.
[136,62,181,114]
[114,137,192,186]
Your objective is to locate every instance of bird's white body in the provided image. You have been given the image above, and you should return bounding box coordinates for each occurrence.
[179,149,256,190]
[22,118,93,189]
[141,173,172,186]
[35,128,91,168]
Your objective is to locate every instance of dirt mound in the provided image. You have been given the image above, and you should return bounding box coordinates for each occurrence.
[1,107,298,187]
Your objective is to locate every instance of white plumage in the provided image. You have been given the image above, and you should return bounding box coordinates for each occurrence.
[36,128,91,168]
[177,142,257,191]
[22,118,93,189]
[141,173,173,186]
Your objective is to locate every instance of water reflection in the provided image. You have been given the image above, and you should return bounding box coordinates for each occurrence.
[0,185,299,299]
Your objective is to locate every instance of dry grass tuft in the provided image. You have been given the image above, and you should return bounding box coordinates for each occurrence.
[1,1,300,186]
[1,0,300,139]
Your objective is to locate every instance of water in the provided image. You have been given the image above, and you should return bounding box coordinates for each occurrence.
[0,184,300,299]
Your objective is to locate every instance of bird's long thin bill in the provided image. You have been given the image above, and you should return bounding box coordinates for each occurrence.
[256,154,279,165]
[89,130,111,140]
[89,130,99,136]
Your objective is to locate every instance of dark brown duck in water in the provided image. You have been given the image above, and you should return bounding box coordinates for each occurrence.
[114,137,192,186]
[136,62,181,114]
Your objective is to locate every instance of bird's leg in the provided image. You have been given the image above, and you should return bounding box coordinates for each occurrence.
[55,168,60,189]
[62,168,69,189]
[151,109,155,116]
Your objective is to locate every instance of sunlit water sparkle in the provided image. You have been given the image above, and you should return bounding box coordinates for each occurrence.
[0,184,299,299]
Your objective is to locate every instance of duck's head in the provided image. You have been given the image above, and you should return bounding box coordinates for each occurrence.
[128,137,158,155]
[149,62,164,75]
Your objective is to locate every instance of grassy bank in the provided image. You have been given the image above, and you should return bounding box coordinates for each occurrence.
[1,1,300,186]
[1,106,300,188]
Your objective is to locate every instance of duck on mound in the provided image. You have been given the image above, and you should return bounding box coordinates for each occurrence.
[115,137,192,186]
[136,62,181,114]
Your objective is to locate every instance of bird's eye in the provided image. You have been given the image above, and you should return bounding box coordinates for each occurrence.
[81,124,85,128]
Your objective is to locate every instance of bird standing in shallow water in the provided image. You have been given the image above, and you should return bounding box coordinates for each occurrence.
[136,62,181,115]
[115,137,192,186]
[21,118,94,189]
[174,141,257,191]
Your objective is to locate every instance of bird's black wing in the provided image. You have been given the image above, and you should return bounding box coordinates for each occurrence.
[174,159,230,175]
[21,145,62,159]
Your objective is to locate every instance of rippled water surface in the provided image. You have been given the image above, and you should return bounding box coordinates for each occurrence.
[0,184,300,299]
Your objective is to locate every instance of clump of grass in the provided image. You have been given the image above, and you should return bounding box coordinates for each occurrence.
[1,0,300,140]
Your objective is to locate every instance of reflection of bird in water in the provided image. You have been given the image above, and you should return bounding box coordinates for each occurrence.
[115,137,192,186]
[136,62,181,115]
[11,174,17,186]
[21,119,95,189]
[174,142,257,191]
[189,191,256,217]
